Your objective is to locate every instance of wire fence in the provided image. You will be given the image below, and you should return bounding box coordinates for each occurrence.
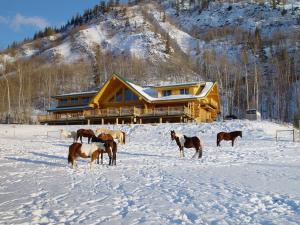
[276,130,295,142]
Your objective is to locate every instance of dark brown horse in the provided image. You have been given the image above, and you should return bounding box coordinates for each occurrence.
[91,135,117,165]
[170,130,203,158]
[217,131,242,147]
[76,129,95,143]
[67,142,112,169]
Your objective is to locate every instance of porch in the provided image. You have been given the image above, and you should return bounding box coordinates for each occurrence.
[37,106,193,125]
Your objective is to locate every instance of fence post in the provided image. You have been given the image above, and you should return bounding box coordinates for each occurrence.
[293,129,295,142]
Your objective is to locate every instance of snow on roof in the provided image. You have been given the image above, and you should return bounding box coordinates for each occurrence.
[152,82,199,88]
[53,91,98,98]
[197,82,214,98]
[47,105,92,112]
[126,81,157,101]
[126,79,214,102]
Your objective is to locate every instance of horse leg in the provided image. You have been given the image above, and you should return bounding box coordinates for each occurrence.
[232,138,235,147]
[192,150,198,158]
[198,147,202,159]
[182,147,185,157]
[217,139,220,146]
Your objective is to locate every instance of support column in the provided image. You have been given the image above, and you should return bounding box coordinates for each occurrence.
[116,118,119,125]
[139,118,142,124]
[159,117,162,123]
[101,118,104,125]
[87,119,90,125]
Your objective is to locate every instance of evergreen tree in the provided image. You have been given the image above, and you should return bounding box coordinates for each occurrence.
[165,34,171,54]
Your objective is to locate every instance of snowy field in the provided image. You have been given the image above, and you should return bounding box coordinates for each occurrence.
[0,120,299,224]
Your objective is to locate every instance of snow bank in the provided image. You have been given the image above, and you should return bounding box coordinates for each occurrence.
[0,120,299,224]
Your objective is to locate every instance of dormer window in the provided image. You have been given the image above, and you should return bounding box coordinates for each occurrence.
[180,88,189,95]
[163,90,172,96]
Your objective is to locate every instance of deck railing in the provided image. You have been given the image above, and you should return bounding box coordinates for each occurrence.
[38,106,191,123]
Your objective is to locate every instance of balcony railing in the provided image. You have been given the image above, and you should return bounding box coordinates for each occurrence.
[38,106,191,123]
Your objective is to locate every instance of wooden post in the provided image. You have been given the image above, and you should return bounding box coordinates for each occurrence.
[139,118,142,124]
[122,120,124,124]
[180,116,183,123]
[87,119,90,125]
[159,117,162,123]
[293,129,295,142]
[116,118,119,125]
[101,118,104,125]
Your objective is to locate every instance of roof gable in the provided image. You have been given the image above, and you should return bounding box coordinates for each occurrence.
[89,73,217,106]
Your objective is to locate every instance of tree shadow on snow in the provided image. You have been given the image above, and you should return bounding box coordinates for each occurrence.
[30,152,86,163]
[119,151,173,159]
[30,152,66,161]
[5,156,66,168]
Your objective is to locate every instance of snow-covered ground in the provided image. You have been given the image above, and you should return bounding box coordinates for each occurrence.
[0,120,299,224]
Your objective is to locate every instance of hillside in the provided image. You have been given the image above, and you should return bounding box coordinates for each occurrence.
[0,120,299,224]
[0,0,299,122]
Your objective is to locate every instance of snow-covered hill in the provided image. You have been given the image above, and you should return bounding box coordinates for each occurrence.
[1,1,299,64]
[0,120,299,224]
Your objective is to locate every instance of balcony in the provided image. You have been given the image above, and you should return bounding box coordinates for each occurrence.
[38,106,191,123]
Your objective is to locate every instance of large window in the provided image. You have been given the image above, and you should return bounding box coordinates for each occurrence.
[71,98,78,104]
[82,97,90,104]
[163,90,172,96]
[59,99,68,105]
[116,90,122,102]
[180,88,189,95]
[125,88,139,101]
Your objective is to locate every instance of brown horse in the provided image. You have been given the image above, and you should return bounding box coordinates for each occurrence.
[217,131,242,147]
[91,133,113,164]
[170,130,203,158]
[76,129,95,143]
[91,135,117,165]
[67,142,112,169]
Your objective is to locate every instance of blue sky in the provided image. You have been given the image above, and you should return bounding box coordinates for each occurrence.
[0,0,126,50]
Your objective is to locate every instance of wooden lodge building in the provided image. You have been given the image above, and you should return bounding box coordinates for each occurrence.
[38,74,221,124]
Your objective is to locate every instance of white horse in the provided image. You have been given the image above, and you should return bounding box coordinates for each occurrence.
[60,129,77,142]
[95,128,126,145]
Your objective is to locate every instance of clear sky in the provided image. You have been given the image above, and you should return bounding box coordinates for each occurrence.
[0,0,126,50]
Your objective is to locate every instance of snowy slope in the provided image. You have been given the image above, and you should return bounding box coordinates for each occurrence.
[2,1,299,64]
[0,120,299,224]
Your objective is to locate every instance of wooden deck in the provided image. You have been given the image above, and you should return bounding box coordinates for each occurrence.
[38,106,193,124]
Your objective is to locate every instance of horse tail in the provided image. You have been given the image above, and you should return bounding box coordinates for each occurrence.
[122,132,125,144]
[68,153,72,164]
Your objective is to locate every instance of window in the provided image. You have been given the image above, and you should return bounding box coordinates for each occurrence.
[125,88,139,101]
[82,97,90,104]
[116,90,122,102]
[163,90,172,96]
[71,98,78,104]
[180,88,189,95]
[59,99,68,105]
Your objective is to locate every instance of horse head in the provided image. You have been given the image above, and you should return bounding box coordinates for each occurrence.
[239,131,242,138]
[170,130,176,141]
[91,135,98,142]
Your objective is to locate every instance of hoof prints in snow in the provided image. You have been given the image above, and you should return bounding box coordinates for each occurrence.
[0,120,299,224]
